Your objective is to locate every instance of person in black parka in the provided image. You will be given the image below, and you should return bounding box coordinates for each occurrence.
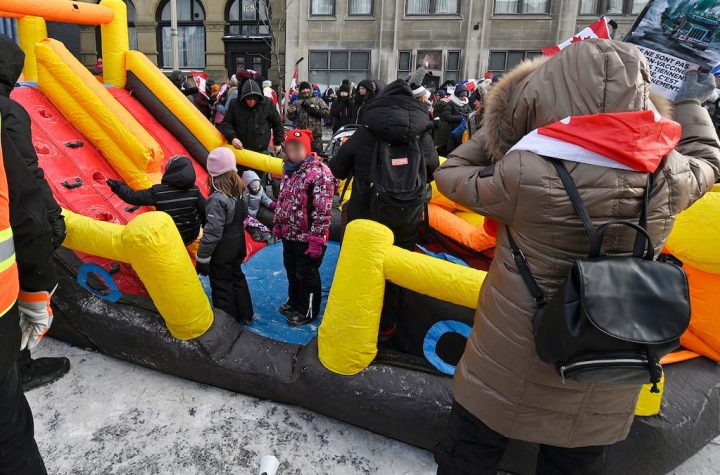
[350,79,384,125]
[219,79,284,156]
[440,83,472,154]
[331,80,354,132]
[107,156,206,246]
[329,79,439,249]
[0,34,70,394]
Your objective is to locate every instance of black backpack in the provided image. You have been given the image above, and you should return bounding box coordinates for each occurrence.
[368,137,427,228]
[507,159,690,392]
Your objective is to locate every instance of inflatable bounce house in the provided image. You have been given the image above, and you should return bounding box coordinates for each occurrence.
[3,1,720,473]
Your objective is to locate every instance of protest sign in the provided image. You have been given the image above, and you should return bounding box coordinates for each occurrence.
[626,0,720,99]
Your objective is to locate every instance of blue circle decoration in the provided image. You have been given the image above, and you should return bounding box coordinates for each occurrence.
[77,263,122,303]
[423,320,472,376]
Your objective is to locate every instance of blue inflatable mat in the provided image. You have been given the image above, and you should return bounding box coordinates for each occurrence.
[201,241,340,345]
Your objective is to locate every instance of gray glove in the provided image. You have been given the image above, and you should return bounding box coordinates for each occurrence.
[675,69,717,105]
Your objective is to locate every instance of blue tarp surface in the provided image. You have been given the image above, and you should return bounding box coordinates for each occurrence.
[201,241,340,345]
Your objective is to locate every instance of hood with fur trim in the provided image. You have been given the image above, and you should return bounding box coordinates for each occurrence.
[481,39,673,163]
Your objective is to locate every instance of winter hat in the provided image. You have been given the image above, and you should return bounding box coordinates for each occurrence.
[284,129,313,157]
[242,170,261,187]
[357,79,374,93]
[229,74,238,87]
[339,79,351,94]
[454,83,469,97]
[262,80,272,87]
[206,147,237,177]
[298,81,312,91]
[240,79,263,101]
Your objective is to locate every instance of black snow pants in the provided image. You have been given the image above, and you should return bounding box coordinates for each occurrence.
[282,240,325,319]
[209,200,254,323]
[434,401,608,475]
[0,306,46,475]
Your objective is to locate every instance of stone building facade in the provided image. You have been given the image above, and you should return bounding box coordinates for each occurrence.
[284,0,649,90]
[79,0,286,82]
[76,0,648,88]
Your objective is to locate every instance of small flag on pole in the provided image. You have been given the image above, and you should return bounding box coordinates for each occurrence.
[191,71,209,98]
[542,17,611,56]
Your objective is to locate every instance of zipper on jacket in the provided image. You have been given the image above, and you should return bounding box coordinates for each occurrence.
[559,358,649,381]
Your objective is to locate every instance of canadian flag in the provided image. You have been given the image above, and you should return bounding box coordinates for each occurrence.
[542,17,611,56]
[288,65,298,99]
[191,71,209,98]
[509,111,681,173]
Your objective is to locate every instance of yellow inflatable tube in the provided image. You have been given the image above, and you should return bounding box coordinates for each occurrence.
[36,39,162,190]
[665,189,720,274]
[99,0,129,88]
[0,0,114,24]
[319,219,486,375]
[17,16,47,82]
[124,51,284,175]
[62,210,213,340]
[125,51,225,151]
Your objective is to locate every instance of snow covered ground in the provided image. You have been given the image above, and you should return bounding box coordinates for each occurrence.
[25,338,720,474]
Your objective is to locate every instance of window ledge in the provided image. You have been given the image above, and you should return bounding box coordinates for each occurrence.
[308,15,337,21]
[491,14,553,20]
[403,14,463,21]
[577,13,634,18]
[344,16,376,21]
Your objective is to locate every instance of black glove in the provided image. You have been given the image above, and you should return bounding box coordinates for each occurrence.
[307,105,323,118]
[300,100,310,110]
[106,179,122,193]
[196,259,210,276]
[50,217,66,249]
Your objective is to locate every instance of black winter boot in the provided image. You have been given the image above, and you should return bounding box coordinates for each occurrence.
[286,310,313,327]
[19,356,71,392]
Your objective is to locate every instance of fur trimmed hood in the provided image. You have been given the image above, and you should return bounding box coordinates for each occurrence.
[481,39,673,163]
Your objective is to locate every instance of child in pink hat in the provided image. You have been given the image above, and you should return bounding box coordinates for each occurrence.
[196,147,254,324]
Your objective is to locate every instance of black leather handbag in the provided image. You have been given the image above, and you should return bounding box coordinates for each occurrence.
[506,159,691,392]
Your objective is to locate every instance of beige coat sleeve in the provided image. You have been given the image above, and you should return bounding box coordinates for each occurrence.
[434,132,521,224]
[673,102,720,206]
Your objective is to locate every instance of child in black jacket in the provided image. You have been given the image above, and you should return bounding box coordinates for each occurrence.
[107,156,206,246]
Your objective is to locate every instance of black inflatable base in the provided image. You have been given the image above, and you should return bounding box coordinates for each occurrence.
[50,253,720,474]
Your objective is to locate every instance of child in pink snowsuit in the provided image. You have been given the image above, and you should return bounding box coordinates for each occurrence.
[273,129,336,326]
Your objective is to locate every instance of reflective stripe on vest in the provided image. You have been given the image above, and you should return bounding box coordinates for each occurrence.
[0,227,14,272]
[0,114,20,317]
[0,229,17,316]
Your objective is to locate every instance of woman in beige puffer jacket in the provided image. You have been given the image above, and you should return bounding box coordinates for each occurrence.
[433,39,720,474]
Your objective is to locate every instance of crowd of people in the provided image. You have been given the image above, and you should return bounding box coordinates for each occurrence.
[2,35,720,475]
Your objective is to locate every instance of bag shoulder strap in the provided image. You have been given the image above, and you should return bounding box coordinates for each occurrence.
[505,227,547,306]
[549,159,594,239]
[633,173,653,256]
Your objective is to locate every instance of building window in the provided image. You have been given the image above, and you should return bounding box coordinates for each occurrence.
[308,50,370,91]
[156,0,206,69]
[445,50,461,82]
[397,50,412,79]
[311,0,335,16]
[580,0,648,15]
[488,50,541,72]
[349,0,373,16]
[494,0,549,14]
[226,0,270,36]
[406,0,460,15]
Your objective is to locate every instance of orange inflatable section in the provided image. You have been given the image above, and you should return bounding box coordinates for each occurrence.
[428,203,496,252]
[0,0,114,24]
[678,265,720,361]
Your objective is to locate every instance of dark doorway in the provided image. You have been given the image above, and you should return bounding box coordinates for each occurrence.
[224,40,271,78]
[224,0,272,78]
